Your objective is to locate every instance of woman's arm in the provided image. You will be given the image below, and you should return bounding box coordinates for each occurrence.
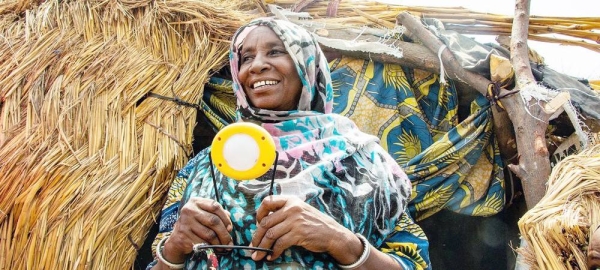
[146,174,188,270]
[331,212,431,270]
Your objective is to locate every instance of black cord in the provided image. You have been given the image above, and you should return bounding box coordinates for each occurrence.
[269,151,279,196]
[147,92,202,110]
[194,245,273,254]
[208,154,221,203]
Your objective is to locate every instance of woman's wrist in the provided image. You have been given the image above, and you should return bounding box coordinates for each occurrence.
[156,236,186,269]
[337,233,371,269]
[328,230,365,266]
[163,238,187,263]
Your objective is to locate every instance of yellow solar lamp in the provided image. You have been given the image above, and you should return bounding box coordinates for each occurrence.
[210,122,277,180]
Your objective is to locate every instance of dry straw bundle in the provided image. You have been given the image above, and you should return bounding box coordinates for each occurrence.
[518,144,600,269]
[0,0,253,269]
[269,0,600,53]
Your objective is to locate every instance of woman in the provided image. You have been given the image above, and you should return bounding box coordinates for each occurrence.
[149,18,430,270]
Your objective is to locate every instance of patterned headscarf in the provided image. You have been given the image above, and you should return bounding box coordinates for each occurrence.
[229,18,333,122]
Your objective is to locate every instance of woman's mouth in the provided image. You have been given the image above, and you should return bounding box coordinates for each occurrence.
[252,80,279,89]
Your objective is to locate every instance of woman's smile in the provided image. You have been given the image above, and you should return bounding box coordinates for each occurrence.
[252,80,279,89]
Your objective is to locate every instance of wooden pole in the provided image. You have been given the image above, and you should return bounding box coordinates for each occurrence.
[396,12,492,96]
[503,0,552,208]
[295,22,443,72]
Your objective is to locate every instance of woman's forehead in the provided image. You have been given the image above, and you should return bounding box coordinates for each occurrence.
[240,26,281,49]
[248,25,273,34]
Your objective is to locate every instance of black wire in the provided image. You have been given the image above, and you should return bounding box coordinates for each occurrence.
[269,151,279,196]
[147,92,202,110]
[208,154,221,203]
[195,245,273,254]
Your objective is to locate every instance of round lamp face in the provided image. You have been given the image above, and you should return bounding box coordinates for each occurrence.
[210,122,276,180]
[222,134,259,171]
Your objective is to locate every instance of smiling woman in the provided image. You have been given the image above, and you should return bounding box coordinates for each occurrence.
[147,17,431,270]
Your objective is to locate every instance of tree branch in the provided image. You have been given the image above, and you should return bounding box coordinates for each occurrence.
[396,12,491,96]
[319,40,441,72]
[505,0,552,209]
[510,0,536,87]
[299,23,442,72]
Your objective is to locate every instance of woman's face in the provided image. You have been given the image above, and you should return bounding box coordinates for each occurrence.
[237,26,303,111]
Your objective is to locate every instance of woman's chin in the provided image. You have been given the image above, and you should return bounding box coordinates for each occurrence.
[251,102,278,111]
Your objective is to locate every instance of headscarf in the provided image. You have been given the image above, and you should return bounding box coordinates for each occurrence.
[181,18,412,269]
[229,17,333,122]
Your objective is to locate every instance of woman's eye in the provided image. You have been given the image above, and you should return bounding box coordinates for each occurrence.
[241,55,253,63]
[269,49,284,56]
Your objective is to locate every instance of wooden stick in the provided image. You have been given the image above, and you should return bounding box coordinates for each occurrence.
[504,0,552,209]
[396,12,491,96]
[298,22,441,71]
[272,0,600,53]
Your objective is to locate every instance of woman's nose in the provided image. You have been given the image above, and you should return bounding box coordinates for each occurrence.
[249,54,270,73]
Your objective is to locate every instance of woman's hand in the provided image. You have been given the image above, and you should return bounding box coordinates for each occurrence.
[161,197,234,264]
[250,195,362,264]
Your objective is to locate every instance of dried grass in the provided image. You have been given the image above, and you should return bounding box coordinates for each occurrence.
[0,0,253,269]
[517,144,600,270]
[269,0,600,53]
[1,0,598,269]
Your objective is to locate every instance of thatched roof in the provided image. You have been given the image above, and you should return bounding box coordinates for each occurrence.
[1,0,599,269]
[269,0,600,53]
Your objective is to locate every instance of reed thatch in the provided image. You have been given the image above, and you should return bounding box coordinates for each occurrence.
[517,144,600,270]
[1,0,599,269]
[0,0,253,268]
[269,0,600,53]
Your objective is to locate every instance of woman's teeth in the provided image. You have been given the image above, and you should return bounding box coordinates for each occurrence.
[253,80,278,89]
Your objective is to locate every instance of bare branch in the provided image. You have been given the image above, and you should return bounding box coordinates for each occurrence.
[396,12,491,96]
[506,0,552,208]
[510,0,536,87]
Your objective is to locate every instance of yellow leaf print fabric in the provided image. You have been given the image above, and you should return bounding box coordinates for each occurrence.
[329,57,505,221]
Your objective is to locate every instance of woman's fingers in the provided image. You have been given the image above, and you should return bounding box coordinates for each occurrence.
[190,199,233,246]
[162,197,235,266]
[195,198,233,232]
[252,198,289,243]
[254,228,300,261]
[252,196,296,250]
[268,231,299,260]
[167,215,210,257]
[189,219,232,246]
[169,197,233,257]
[252,195,340,261]
[255,195,289,221]
[252,214,294,260]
